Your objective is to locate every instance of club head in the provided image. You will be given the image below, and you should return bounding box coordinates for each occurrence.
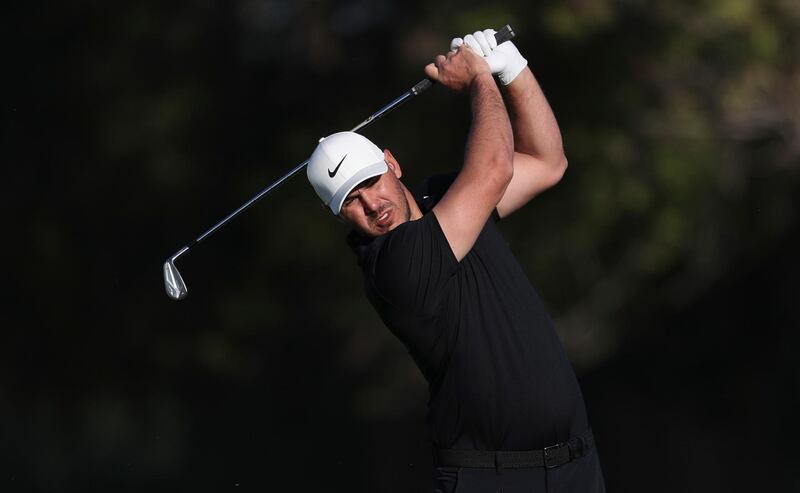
[164,257,188,300]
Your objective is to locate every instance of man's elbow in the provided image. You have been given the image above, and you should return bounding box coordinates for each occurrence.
[548,154,568,188]
[477,151,514,189]
[494,153,515,190]
[464,151,514,200]
[504,153,516,181]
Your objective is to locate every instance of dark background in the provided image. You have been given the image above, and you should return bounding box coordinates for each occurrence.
[4,1,799,491]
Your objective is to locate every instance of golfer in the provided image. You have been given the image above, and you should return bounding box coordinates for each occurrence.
[307,29,605,492]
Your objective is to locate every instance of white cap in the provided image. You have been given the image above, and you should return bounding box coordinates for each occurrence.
[307,131,388,215]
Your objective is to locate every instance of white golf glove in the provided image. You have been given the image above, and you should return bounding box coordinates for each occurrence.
[451,29,527,85]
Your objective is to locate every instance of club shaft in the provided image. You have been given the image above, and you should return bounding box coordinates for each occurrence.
[350,90,415,133]
[192,158,309,247]
[174,24,516,256]
[184,86,425,252]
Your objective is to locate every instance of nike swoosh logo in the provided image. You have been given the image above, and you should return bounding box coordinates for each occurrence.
[328,154,347,178]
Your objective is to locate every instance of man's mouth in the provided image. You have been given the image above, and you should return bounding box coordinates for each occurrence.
[374,208,393,228]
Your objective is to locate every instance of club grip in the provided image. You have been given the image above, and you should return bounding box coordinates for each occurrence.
[493,24,515,44]
[412,78,433,95]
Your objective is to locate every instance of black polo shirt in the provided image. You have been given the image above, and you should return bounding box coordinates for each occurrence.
[349,174,589,450]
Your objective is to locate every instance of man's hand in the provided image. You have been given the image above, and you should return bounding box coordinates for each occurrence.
[451,29,528,86]
[424,44,492,92]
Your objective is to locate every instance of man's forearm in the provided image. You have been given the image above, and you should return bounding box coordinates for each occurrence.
[464,73,514,175]
[426,52,515,260]
[504,67,565,166]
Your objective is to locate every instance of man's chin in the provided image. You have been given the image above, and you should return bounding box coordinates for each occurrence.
[357,220,403,238]
[350,209,412,237]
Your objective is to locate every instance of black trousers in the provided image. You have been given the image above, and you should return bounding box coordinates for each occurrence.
[432,446,605,493]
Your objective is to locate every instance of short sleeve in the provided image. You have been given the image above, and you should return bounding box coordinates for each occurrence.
[365,212,458,316]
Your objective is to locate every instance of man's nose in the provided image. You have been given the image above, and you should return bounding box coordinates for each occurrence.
[360,191,380,214]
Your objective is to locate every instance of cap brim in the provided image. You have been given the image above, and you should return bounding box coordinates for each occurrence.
[329,160,389,215]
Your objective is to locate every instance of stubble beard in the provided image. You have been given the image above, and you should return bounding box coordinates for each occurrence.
[362,195,411,237]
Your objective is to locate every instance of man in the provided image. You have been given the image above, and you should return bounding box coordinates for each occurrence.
[307,29,605,492]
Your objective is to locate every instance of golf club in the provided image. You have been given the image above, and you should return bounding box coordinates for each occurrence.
[164,24,516,300]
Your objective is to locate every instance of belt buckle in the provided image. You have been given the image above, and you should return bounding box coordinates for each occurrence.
[542,443,564,469]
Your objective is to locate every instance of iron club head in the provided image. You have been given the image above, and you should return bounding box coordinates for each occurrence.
[164,247,190,300]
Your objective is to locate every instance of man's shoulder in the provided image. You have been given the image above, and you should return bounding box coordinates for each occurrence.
[364,215,457,314]
[352,214,431,268]
[346,215,429,274]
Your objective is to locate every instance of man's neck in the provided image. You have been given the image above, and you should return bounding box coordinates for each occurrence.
[403,184,424,221]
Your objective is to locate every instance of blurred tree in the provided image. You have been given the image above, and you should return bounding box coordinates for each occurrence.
[3,0,798,491]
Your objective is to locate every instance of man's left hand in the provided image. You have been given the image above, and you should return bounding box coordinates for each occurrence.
[424,43,493,92]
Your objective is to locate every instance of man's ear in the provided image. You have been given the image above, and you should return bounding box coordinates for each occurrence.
[384,149,402,178]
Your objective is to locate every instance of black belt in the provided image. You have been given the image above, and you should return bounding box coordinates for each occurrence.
[433,430,594,470]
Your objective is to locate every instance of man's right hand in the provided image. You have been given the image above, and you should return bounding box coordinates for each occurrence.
[451,29,528,86]
[424,44,492,92]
